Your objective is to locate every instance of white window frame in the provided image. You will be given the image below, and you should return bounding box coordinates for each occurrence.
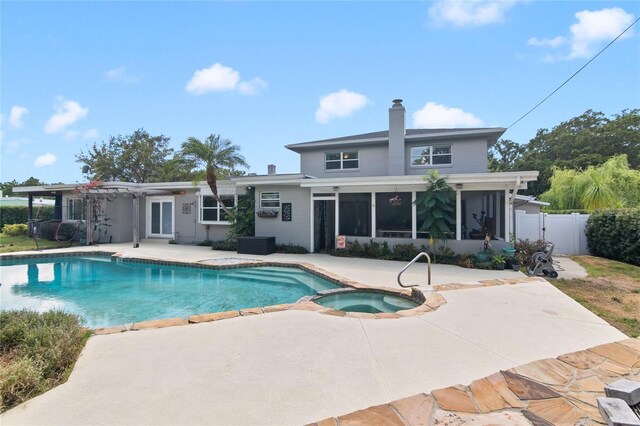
[146,196,175,238]
[260,192,280,209]
[66,198,86,220]
[199,195,237,224]
[325,151,359,171]
[410,145,452,167]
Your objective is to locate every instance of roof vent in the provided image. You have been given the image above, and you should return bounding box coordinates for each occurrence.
[268,164,276,175]
[392,99,403,107]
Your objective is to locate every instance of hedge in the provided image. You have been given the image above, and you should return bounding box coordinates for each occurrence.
[0,206,54,230]
[586,209,640,266]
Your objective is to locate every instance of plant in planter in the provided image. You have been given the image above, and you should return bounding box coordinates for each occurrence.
[256,208,279,218]
[510,256,521,271]
[492,254,506,270]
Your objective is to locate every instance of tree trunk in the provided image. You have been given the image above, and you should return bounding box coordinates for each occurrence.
[206,165,234,217]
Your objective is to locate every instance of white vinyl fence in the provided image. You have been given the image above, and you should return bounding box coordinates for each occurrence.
[514,211,591,255]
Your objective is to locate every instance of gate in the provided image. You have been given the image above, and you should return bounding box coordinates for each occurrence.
[514,211,590,255]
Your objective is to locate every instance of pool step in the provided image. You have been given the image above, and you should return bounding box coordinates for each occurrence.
[223,268,336,292]
[221,271,321,293]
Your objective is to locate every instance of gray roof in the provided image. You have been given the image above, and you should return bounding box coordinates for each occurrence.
[286,127,506,152]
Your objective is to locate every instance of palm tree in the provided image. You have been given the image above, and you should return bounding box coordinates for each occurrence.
[181,134,248,215]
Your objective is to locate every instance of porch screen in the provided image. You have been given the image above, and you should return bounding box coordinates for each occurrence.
[375,192,411,238]
[339,193,371,237]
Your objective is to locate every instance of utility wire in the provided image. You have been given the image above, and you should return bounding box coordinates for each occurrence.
[507,16,640,130]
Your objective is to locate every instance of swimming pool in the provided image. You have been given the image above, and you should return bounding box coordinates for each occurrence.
[0,256,338,328]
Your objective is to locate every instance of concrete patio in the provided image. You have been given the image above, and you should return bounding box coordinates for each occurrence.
[0,242,626,425]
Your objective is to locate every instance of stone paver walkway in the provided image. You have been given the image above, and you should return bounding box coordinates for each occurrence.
[311,338,640,425]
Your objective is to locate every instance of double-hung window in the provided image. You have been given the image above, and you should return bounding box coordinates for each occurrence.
[410,145,451,166]
[260,192,280,208]
[200,195,235,223]
[325,151,359,170]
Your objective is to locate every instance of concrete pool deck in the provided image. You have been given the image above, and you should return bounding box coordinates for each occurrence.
[0,242,628,425]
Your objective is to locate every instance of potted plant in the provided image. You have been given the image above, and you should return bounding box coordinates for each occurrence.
[492,254,506,270]
[511,257,521,271]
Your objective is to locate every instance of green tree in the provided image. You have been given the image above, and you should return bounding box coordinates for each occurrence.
[180,134,249,214]
[488,139,525,172]
[540,155,640,211]
[76,129,180,183]
[515,109,639,196]
[414,170,455,248]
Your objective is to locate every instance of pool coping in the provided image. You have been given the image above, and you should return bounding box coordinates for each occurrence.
[1,250,545,334]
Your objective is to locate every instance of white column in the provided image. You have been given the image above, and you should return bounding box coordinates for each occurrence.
[334,193,340,238]
[132,194,140,248]
[371,192,376,238]
[86,197,94,245]
[309,193,314,253]
[504,189,510,242]
[411,191,417,239]
[456,189,462,240]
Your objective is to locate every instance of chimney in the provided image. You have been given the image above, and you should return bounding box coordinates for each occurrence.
[267,164,276,175]
[388,99,406,176]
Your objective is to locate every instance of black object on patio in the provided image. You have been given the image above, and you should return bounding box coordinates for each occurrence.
[237,236,276,255]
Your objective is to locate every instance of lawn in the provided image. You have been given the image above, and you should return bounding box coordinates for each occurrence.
[0,234,76,254]
[551,256,640,338]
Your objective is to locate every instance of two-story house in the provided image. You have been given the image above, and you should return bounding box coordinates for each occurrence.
[237,99,538,252]
[14,99,538,252]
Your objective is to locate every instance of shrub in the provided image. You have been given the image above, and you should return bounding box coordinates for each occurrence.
[0,310,90,412]
[392,243,421,262]
[514,238,547,266]
[196,240,213,247]
[457,253,476,268]
[2,224,28,236]
[210,239,237,251]
[0,206,54,229]
[275,244,308,254]
[586,209,640,266]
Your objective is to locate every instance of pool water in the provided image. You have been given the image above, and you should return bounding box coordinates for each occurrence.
[313,291,419,314]
[0,256,338,328]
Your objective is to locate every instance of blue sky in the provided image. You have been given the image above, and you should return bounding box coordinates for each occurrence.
[1,1,638,184]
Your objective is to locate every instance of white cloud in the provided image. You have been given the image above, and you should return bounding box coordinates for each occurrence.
[315,90,369,124]
[428,0,516,28]
[528,7,635,61]
[569,8,635,59]
[44,97,88,134]
[527,36,566,49]
[413,102,484,128]
[83,128,99,139]
[105,67,140,83]
[34,152,57,167]
[186,63,240,94]
[8,106,29,128]
[63,128,100,141]
[238,78,269,95]
[185,63,268,96]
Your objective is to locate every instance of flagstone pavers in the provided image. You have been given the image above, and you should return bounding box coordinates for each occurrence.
[313,339,640,426]
[502,370,562,400]
[389,393,436,425]
[431,385,478,413]
[558,349,607,370]
[336,404,405,425]
[512,358,576,387]
[469,376,513,412]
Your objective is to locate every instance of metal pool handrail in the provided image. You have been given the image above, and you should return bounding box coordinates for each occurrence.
[397,252,431,288]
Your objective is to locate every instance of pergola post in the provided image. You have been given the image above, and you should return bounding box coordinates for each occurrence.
[132,194,140,248]
[86,197,94,245]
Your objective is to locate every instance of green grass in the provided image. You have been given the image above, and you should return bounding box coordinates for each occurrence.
[572,255,640,278]
[0,310,91,413]
[550,256,640,338]
[0,234,75,253]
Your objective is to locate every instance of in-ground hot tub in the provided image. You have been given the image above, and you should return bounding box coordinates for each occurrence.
[312,289,420,314]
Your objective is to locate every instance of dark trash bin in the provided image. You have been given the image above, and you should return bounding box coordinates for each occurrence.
[237,236,276,255]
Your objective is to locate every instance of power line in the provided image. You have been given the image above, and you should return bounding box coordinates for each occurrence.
[507,16,640,130]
